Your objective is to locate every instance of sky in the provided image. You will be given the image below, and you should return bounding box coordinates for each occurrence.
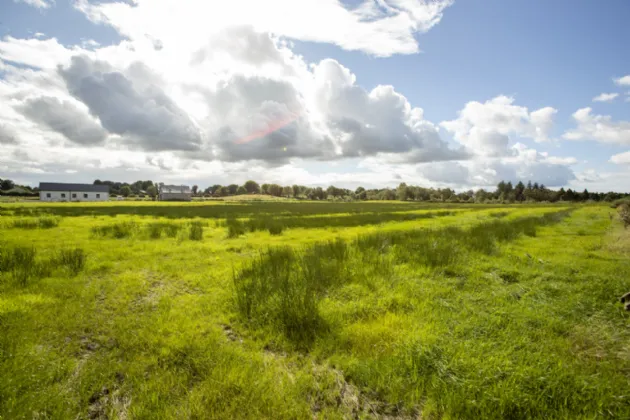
[0,0,629,192]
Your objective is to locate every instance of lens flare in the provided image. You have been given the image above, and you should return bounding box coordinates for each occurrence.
[234,111,300,145]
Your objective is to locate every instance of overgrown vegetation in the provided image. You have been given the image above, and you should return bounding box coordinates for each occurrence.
[234,210,570,347]
[0,242,87,285]
[6,216,60,229]
[1,201,630,419]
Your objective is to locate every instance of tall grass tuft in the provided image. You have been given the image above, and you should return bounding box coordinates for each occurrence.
[226,217,246,238]
[91,221,138,238]
[0,244,55,286]
[9,216,60,229]
[57,248,87,276]
[189,221,204,241]
[233,210,572,347]
[145,222,182,239]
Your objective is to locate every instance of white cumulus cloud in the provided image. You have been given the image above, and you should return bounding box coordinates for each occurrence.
[614,75,630,86]
[440,96,557,156]
[74,0,452,57]
[563,108,630,145]
[592,92,619,102]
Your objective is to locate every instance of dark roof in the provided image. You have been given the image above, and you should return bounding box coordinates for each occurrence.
[39,182,109,192]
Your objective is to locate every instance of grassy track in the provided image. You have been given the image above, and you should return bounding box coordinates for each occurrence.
[1,202,629,419]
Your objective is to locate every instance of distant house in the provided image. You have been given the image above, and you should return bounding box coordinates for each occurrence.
[158,184,192,201]
[39,182,109,202]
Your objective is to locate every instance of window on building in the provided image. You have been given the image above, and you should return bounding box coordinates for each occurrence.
[72,193,77,198]
[46,193,51,198]
[84,193,88,198]
[96,194,100,198]
[61,193,66,198]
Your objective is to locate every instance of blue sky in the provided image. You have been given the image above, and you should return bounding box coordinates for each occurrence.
[1,0,629,191]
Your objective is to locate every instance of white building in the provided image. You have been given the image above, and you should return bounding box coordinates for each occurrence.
[158,184,192,201]
[39,182,110,202]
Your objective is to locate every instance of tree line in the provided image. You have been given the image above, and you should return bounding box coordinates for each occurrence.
[97,178,629,203]
[1,176,628,203]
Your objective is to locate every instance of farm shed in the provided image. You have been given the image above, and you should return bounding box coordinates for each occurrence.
[39,182,110,202]
[159,184,192,201]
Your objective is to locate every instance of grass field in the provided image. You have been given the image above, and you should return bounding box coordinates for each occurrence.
[1,201,630,419]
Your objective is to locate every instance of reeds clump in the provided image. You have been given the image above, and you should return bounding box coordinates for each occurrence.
[189,221,204,241]
[9,216,60,229]
[226,217,246,238]
[57,248,87,276]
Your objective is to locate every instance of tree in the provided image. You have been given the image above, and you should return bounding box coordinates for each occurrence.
[261,184,270,195]
[237,186,247,195]
[1,179,15,191]
[244,180,260,194]
[292,184,301,198]
[514,181,525,202]
[120,185,131,197]
[309,187,325,200]
[282,186,293,197]
[192,185,198,195]
[227,184,239,195]
[210,184,222,194]
[396,183,412,201]
[146,185,158,199]
[217,186,229,197]
[268,184,282,197]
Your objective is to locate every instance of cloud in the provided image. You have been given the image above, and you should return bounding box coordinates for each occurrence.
[593,92,619,103]
[440,96,557,156]
[0,7,582,191]
[0,124,19,144]
[16,96,108,145]
[563,108,630,145]
[614,75,630,86]
[74,0,452,57]
[311,59,464,162]
[0,37,81,70]
[58,55,203,151]
[610,151,630,165]
[13,0,53,9]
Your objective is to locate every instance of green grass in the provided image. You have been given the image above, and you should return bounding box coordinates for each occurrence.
[1,201,629,419]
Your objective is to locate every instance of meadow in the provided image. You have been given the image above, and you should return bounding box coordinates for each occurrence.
[1,200,629,419]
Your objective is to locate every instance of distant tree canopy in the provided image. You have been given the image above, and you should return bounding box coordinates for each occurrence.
[0,178,36,196]
[3,176,629,203]
[244,180,260,194]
